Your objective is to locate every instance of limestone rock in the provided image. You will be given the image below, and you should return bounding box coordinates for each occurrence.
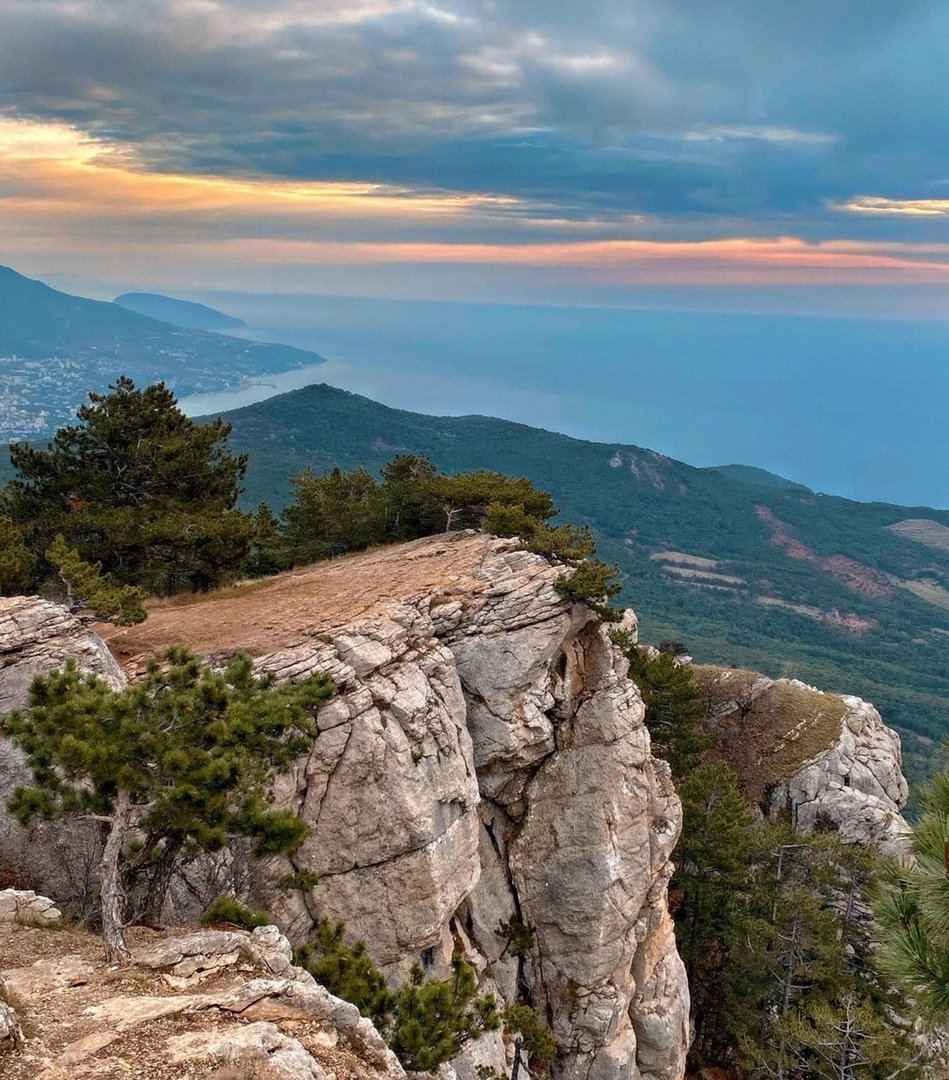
[57,1031,119,1066]
[1,954,95,999]
[769,694,912,858]
[0,890,62,925]
[0,597,125,714]
[257,611,481,974]
[0,986,23,1052]
[696,666,912,860]
[132,928,250,979]
[166,1020,328,1078]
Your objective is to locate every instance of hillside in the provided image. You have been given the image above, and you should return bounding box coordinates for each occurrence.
[113,291,247,331]
[0,267,322,440]
[203,383,949,778]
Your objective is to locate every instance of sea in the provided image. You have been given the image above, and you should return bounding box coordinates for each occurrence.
[178,294,949,510]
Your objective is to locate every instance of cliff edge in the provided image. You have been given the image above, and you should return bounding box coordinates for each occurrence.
[693,665,912,857]
[0,533,690,1080]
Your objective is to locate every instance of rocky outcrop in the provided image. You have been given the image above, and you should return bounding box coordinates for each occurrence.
[0,597,125,714]
[695,666,912,858]
[1,535,690,1080]
[0,916,403,1079]
[767,695,911,858]
[0,891,63,927]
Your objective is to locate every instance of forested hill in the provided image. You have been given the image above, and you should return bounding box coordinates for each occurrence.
[211,382,949,777]
[3,379,947,775]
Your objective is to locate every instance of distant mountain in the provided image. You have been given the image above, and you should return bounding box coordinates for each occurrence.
[708,464,810,491]
[0,266,323,440]
[114,292,246,331]
[201,382,949,781]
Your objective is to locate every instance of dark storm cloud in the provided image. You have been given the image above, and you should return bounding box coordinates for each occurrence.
[1,0,947,239]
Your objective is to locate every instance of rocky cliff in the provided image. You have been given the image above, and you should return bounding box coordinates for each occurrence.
[0,533,689,1080]
[693,666,912,857]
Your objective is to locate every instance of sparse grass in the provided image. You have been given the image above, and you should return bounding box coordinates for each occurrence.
[886,518,949,553]
[13,914,69,932]
[0,983,34,1039]
[693,664,849,801]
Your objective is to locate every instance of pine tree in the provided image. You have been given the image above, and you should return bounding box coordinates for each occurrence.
[5,377,256,595]
[378,455,444,541]
[295,925,517,1074]
[295,918,396,1030]
[388,955,501,1073]
[553,558,622,620]
[875,770,949,1020]
[435,471,555,532]
[483,503,595,562]
[625,646,711,777]
[280,466,382,564]
[244,502,284,577]
[2,648,333,959]
[46,534,147,625]
[0,516,33,596]
[673,762,757,1061]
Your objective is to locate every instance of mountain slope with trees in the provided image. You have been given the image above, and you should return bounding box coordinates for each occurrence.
[2,377,946,779]
[208,383,949,777]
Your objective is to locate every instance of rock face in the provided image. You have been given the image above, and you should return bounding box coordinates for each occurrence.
[243,536,689,1080]
[695,666,912,859]
[767,695,912,858]
[2,535,690,1080]
[0,597,125,714]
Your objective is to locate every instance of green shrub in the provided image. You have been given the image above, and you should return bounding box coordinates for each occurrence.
[554,558,623,620]
[294,918,395,1030]
[388,956,500,1073]
[297,920,527,1073]
[200,896,271,930]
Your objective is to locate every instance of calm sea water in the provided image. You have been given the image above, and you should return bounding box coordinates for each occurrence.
[180,294,949,509]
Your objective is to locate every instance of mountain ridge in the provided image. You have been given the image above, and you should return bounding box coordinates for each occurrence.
[113,290,247,331]
[194,382,949,776]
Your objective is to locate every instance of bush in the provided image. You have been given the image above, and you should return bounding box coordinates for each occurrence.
[296,920,560,1074]
[388,956,500,1073]
[295,918,395,1030]
[554,558,623,620]
[200,896,271,930]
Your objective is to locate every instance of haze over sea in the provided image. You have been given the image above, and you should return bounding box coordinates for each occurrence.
[179,293,949,511]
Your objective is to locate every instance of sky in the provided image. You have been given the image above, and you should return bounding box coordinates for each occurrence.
[2,0,949,315]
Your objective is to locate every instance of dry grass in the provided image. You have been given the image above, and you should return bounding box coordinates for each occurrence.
[99,531,516,665]
[662,566,746,585]
[892,576,949,612]
[649,551,720,569]
[886,518,949,553]
[693,664,849,802]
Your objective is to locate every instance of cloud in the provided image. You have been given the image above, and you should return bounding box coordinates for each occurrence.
[0,0,948,298]
[837,196,949,217]
[4,114,949,297]
[681,126,839,146]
